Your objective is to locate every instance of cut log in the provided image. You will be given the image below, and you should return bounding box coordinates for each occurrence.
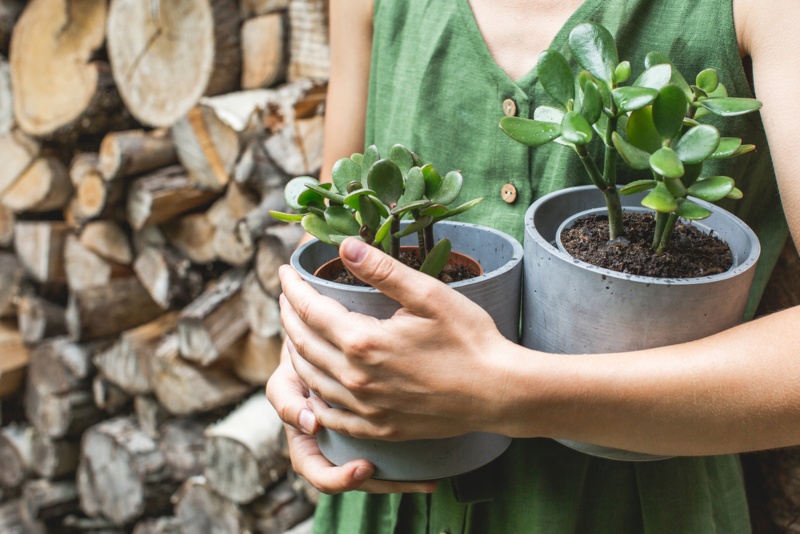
[288,0,330,81]
[204,393,288,504]
[242,270,281,337]
[250,478,315,533]
[162,213,218,264]
[241,13,287,89]
[241,0,289,17]
[284,517,315,534]
[0,157,72,213]
[132,516,183,534]
[31,432,80,479]
[92,375,131,415]
[79,221,133,266]
[133,247,204,310]
[21,479,80,522]
[24,387,103,439]
[150,335,251,416]
[107,0,242,128]
[133,395,168,440]
[0,55,13,132]
[159,418,206,481]
[94,312,178,397]
[0,500,24,534]
[76,417,177,525]
[287,468,320,507]
[10,0,130,139]
[64,235,132,292]
[173,476,253,534]
[14,221,69,284]
[264,113,324,177]
[255,224,306,298]
[0,423,33,489]
[177,268,249,366]
[68,153,100,187]
[235,189,288,253]
[0,203,14,248]
[0,129,39,196]
[68,175,125,227]
[0,251,22,318]
[16,293,68,345]
[233,137,290,194]
[207,182,258,265]
[61,514,127,533]
[231,332,282,386]
[26,338,99,397]
[99,129,178,182]
[127,166,220,231]
[0,325,28,398]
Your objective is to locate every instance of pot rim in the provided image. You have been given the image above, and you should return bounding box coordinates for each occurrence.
[526,185,761,286]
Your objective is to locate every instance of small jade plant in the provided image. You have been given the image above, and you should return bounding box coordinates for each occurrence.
[500,22,762,253]
[270,144,483,278]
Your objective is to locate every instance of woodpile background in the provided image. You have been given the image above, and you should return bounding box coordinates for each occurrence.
[0,0,327,531]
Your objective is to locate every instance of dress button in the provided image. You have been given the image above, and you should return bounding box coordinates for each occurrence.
[502,98,517,117]
[501,183,517,204]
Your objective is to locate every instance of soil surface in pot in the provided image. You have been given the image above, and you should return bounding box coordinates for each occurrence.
[329,250,478,287]
[561,212,733,278]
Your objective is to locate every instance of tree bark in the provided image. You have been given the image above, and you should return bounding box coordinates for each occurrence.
[107,0,242,127]
[231,332,282,386]
[133,247,204,310]
[162,213,218,265]
[21,478,80,523]
[16,292,68,345]
[31,431,80,480]
[0,251,22,319]
[235,189,288,253]
[24,387,102,439]
[173,476,253,534]
[92,375,132,415]
[0,423,33,489]
[132,516,183,534]
[206,182,258,265]
[255,224,306,299]
[241,0,289,17]
[0,203,13,248]
[287,0,330,81]
[133,395,169,440]
[99,129,178,182]
[242,270,281,337]
[14,220,69,284]
[0,500,24,534]
[0,55,14,132]
[158,418,206,481]
[242,13,288,89]
[0,324,28,398]
[250,478,315,533]
[64,234,133,293]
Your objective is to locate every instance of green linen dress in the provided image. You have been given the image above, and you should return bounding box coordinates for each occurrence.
[312,0,788,532]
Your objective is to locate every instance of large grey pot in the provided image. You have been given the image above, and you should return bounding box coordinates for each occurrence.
[290,221,524,480]
[523,185,760,461]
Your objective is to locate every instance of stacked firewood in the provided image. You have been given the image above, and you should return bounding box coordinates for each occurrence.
[0,0,327,532]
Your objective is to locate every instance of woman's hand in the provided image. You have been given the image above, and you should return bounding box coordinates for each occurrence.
[266,339,438,494]
[279,237,516,442]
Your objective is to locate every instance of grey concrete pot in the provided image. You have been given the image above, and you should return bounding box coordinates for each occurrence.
[523,185,760,462]
[290,221,523,480]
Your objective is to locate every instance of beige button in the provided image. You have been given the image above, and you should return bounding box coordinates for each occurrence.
[501,183,517,204]
[502,98,517,117]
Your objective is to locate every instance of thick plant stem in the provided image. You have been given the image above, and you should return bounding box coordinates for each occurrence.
[603,189,625,240]
[424,225,435,254]
[577,146,607,191]
[656,213,680,254]
[390,218,401,259]
[416,230,427,260]
[603,113,619,188]
[652,211,669,251]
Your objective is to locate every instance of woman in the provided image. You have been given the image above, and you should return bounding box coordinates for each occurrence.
[269,0,800,531]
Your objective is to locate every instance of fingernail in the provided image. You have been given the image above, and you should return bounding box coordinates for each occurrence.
[299,409,316,434]
[354,465,374,481]
[341,238,368,264]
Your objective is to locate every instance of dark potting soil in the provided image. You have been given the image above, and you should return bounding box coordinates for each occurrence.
[560,212,733,278]
[330,250,478,287]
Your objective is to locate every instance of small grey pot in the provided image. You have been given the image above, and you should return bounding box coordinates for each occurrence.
[523,185,760,462]
[290,221,524,480]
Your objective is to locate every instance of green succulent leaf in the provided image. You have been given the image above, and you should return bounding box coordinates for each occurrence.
[499,116,561,147]
[324,206,361,235]
[343,187,376,210]
[675,198,712,220]
[374,216,393,245]
[612,132,652,170]
[619,179,657,195]
[650,147,685,178]
[731,144,756,157]
[537,50,575,107]
[367,159,404,206]
[398,166,426,206]
[673,124,720,164]
[268,210,305,223]
[304,182,345,204]
[331,158,361,195]
[681,163,703,188]
[709,137,742,159]
[652,84,688,140]
[695,68,719,94]
[389,144,415,175]
[568,22,619,83]
[687,176,735,202]
[632,63,672,90]
[726,187,744,200]
[421,164,443,196]
[644,52,693,101]
[391,199,431,217]
[301,213,338,245]
[420,203,449,218]
[626,107,662,153]
[305,201,326,218]
[614,61,631,83]
[641,182,678,213]
[432,198,483,222]
[368,195,390,218]
[611,86,658,112]
[359,195,381,232]
[419,238,452,278]
[350,153,363,166]
[431,171,463,205]
[393,215,433,239]
[664,177,687,199]
[361,145,380,182]
[533,106,564,124]
[284,176,320,209]
[560,110,593,145]
[580,80,603,124]
[697,97,763,117]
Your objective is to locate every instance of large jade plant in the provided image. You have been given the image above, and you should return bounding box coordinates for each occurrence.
[500,22,762,253]
[270,144,483,278]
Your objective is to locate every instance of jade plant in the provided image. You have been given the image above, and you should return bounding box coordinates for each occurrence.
[270,144,483,278]
[500,22,762,253]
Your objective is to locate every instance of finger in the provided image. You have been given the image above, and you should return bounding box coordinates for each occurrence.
[266,358,320,435]
[306,394,391,440]
[287,338,363,412]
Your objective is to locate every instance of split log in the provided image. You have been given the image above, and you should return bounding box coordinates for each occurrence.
[0,129,39,196]
[77,417,177,525]
[0,251,22,318]
[66,276,163,341]
[31,432,80,479]
[288,0,330,81]
[149,335,251,416]
[26,338,99,397]
[0,500,24,534]
[107,0,242,128]
[263,113,324,177]
[127,166,220,231]
[241,0,289,17]
[0,203,14,248]
[21,479,80,523]
[24,387,102,439]
[99,129,178,182]
[0,325,27,398]
[255,224,306,298]
[14,221,69,284]
[177,267,249,366]
[250,478,315,533]
[233,137,290,194]
[133,247,204,309]
[207,182,258,265]
[0,423,33,489]
[16,293,68,345]
[133,395,168,440]
[92,375,132,415]
[94,312,178,396]
[231,332,282,386]
[162,213,218,264]
[0,157,72,213]
[0,55,13,132]
[235,189,288,253]
[204,393,289,504]
[173,476,253,534]
[10,1,129,139]
[133,225,168,256]
[64,235,132,292]
[242,271,281,337]
[132,516,183,534]
[68,174,125,227]
[79,221,133,266]
[159,418,206,481]
[69,153,100,188]
[242,13,287,89]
